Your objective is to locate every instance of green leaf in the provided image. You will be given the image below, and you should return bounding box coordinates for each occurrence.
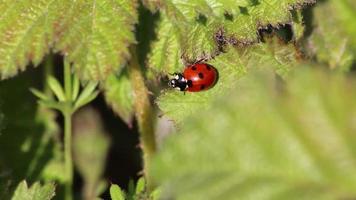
[30,88,49,101]
[0,1,62,79]
[72,74,80,101]
[149,188,161,200]
[157,38,299,124]
[74,81,98,110]
[73,107,110,199]
[38,100,64,111]
[11,181,55,200]
[55,0,138,80]
[151,67,356,199]
[0,0,138,80]
[135,177,146,194]
[148,0,315,73]
[306,0,356,71]
[103,71,134,125]
[110,184,125,200]
[47,76,66,102]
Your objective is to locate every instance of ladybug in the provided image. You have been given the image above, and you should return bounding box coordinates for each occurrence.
[168,63,218,92]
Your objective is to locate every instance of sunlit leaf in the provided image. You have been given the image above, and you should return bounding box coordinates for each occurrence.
[0,0,138,80]
[11,181,55,200]
[110,184,125,200]
[157,38,300,124]
[47,76,66,102]
[103,71,134,125]
[74,81,98,110]
[148,0,315,74]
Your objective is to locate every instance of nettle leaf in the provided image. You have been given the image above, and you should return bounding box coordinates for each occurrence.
[151,67,356,199]
[110,184,125,200]
[55,0,138,80]
[11,181,55,200]
[103,70,134,125]
[148,0,314,74]
[0,0,60,79]
[307,0,356,71]
[0,0,138,80]
[157,38,299,124]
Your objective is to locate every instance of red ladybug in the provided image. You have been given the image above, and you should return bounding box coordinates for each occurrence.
[168,63,218,92]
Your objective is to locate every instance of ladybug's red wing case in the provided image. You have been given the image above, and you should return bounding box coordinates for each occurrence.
[183,63,218,92]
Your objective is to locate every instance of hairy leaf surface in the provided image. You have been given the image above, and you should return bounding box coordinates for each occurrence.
[148,0,314,74]
[0,0,138,80]
[157,38,300,124]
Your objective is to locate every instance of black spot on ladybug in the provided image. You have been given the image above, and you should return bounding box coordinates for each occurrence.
[206,65,211,71]
[191,66,197,70]
[198,72,204,79]
[187,80,193,87]
[200,85,205,90]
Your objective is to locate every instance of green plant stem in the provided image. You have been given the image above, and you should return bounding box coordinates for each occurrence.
[64,112,73,200]
[128,47,156,184]
[64,58,73,200]
[64,59,72,99]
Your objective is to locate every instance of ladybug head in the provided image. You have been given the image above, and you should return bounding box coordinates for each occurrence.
[168,73,188,91]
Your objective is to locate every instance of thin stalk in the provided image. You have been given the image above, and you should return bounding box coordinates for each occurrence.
[64,59,72,99]
[64,112,73,200]
[128,47,156,185]
[63,58,73,200]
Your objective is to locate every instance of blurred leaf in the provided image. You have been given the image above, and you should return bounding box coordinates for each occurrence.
[103,71,134,125]
[73,81,98,110]
[135,177,145,195]
[30,88,50,101]
[149,188,161,200]
[73,91,99,111]
[47,76,66,102]
[95,180,108,197]
[40,157,66,184]
[0,0,138,80]
[11,181,55,200]
[307,0,356,71]
[291,10,305,41]
[148,0,315,73]
[71,74,80,101]
[0,70,58,182]
[73,107,110,200]
[110,184,125,200]
[158,38,300,124]
[151,67,356,199]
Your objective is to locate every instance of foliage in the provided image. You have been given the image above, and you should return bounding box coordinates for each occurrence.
[110,177,161,200]
[103,71,134,125]
[0,0,356,200]
[0,0,138,80]
[157,37,300,124]
[306,0,356,71]
[151,67,356,199]
[148,0,315,74]
[72,107,110,200]
[11,181,55,200]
